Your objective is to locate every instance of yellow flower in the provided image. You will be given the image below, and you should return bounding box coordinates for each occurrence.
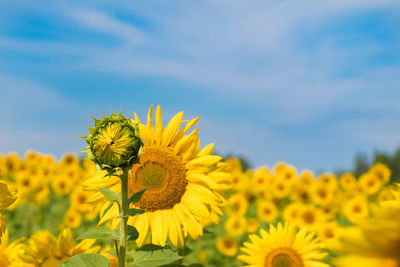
[64,209,82,229]
[60,153,79,169]
[334,198,400,266]
[297,205,323,230]
[276,165,297,185]
[51,175,73,195]
[339,173,357,192]
[84,106,229,248]
[216,236,238,257]
[369,162,391,184]
[256,200,278,223]
[273,161,288,174]
[0,181,17,210]
[246,218,260,233]
[343,197,368,223]
[358,173,382,195]
[3,152,21,175]
[316,173,338,191]
[283,203,302,223]
[251,166,271,194]
[299,169,315,187]
[271,178,291,199]
[225,216,247,236]
[0,229,24,267]
[19,228,99,266]
[311,184,335,206]
[226,193,248,216]
[238,223,328,267]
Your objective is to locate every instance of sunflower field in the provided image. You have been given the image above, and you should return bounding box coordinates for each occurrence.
[0,106,399,267]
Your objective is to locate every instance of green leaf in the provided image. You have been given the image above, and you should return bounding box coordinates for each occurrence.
[127,249,182,267]
[79,226,119,240]
[98,187,121,203]
[136,244,165,252]
[128,189,146,204]
[127,225,139,241]
[57,254,110,267]
[127,208,146,216]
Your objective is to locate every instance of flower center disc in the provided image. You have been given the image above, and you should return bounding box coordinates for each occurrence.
[128,146,187,211]
[265,247,304,267]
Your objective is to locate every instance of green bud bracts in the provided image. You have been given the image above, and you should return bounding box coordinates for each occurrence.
[83,110,143,172]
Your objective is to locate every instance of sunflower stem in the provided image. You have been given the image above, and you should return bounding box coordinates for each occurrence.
[119,170,129,267]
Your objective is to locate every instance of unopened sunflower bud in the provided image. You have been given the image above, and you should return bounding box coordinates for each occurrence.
[83,111,143,172]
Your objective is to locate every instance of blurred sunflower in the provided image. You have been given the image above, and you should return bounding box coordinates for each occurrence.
[256,200,278,223]
[0,229,24,267]
[358,173,382,195]
[84,105,229,247]
[251,166,271,194]
[369,163,391,184]
[216,236,238,257]
[225,216,246,236]
[19,228,99,266]
[226,193,248,216]
[343,197,368,223]
[246,218,260,233]
[339,173,357,192]
[238,223,328,267]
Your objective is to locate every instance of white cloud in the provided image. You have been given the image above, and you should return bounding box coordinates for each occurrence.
[63,6,147,46]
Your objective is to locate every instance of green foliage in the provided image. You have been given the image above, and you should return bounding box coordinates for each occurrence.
[57,254,110,267]
[351,148,400,182]
[79,226,119,240]
[126,249,182,267]
[127,208,146,216]
[127,225,139,241]
[98,187,121,203]
[128,189,146,204]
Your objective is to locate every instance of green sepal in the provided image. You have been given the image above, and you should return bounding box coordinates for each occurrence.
[127,225,139,241]
[128,189,146,204]
[79,226,119,240]
[97,187,121,203]
[127,208,146,216]
[57,254,110,267]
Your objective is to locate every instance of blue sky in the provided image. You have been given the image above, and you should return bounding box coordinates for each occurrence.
[1,0,400,172]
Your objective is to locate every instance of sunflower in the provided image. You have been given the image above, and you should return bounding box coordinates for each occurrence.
[227,193,248,216]
[238,223,328,267]
[343,197,368,223]
[51,174,73,195]
[64,209,82,229]
[216,236,238,257]
[297,205,323,229]
[358,173,381,195]
[18,228,99,266]
[299,170,315,187]
[283,203,302,223]
[256,200,278,223]
[84,106,229,248]
[339,173,356,192]
[0,229,24,267]
[311,184,334,206]
[225,216,247,236]
[334,197,400,266]
[251,166,271,194]
[276,165,297,185]
[246,218,260,233]
[0,181,17,210]
[369,162,391,184]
